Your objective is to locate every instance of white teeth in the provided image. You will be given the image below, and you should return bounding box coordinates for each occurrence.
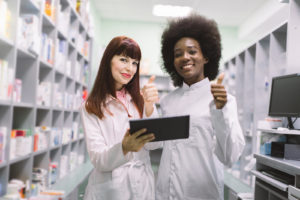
[182,64,193,69]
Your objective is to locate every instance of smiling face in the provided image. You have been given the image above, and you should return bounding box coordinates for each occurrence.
[111,54,139,90]
[173,37,208,86]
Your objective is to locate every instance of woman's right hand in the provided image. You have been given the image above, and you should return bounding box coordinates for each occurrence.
[122,128,155,155]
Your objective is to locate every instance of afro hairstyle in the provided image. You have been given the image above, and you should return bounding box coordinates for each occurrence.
[161,14,222,87]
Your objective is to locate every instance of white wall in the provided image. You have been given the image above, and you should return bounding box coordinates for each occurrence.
[238,0,289,43]
[91,18,244,75]
[88,0,289,78]
[89,0,103,83]
[100,18,165,75]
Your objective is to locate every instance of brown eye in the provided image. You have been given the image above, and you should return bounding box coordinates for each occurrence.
[120,58,127,63]
[174,52,182,58]
[189,50,197,55]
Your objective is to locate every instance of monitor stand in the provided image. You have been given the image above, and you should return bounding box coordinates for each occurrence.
[287,117,295,129]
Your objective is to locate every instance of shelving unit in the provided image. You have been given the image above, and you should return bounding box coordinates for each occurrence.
[258,128,300,136]
[223,0,300,199]
[251,140,300,200]
[0,0,92,198]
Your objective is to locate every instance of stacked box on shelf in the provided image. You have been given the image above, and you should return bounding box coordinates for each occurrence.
[0,98,12,196]
[55,38,67,73]
[57,1,70,37]
[17,14,40,55]
[0,127,7,164]
[0,0,12,40]
[0,60,13,101]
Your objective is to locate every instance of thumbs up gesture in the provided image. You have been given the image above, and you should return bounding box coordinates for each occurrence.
[211,73,227,109]
[141,75,159,117]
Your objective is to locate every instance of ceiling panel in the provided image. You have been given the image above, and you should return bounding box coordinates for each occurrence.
[91,0,268,26]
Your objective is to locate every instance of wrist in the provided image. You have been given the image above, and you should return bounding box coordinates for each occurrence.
[145,103,154,117]
[122,142,128,155]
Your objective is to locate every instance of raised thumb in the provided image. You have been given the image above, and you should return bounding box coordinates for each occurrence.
[147,75,156,84]
[217,73,225,84]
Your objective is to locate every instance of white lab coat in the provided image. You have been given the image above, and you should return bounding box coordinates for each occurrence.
[156,78,245,200]
[80,93,158,200]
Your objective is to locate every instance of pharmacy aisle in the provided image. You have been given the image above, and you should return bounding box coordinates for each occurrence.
[0,0,93,199]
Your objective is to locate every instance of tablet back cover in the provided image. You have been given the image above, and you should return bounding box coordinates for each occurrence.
[129,115,189,142]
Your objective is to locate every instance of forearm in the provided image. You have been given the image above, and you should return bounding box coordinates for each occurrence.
[210,96,245,166]
[88,142,133,172]
[143,103,158,118]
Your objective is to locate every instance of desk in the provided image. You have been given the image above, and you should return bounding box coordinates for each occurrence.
[51,161,93,200]
[224,170,253,200]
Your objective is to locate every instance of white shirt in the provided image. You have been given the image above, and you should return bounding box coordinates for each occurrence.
[81,92,158,200]
[156,78,245,200]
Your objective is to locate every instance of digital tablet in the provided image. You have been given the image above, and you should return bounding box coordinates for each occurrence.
[129,115,190,142]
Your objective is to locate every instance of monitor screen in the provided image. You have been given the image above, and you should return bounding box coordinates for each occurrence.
[268,73,300,117]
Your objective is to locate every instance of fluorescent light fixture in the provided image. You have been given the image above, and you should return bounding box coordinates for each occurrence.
[152,4,192,17]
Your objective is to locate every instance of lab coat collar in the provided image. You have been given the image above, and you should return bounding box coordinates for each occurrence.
[105,91,132,104]
[182,78,210,91]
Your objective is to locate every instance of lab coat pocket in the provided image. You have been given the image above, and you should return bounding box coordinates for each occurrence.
[188,116,214,149]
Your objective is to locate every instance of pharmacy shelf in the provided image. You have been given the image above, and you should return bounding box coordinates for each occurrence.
[42,13,55,28]
[33,148,48,156]
[254,154,300,176]
[13,102,34,108]
[0,36,14,48]
[0,100,11,106]
[40,59,53,69]
[255,179,288,200]
[0,0,92,198]
[252,153,300,200]
[9,154,31,165]
[223,0,300,196]
[17,47,37,59]
[51,161,93,198]
[0,162,7,169]
[251,170,288,192]
[21,0,40,13]
[258,128,300,135]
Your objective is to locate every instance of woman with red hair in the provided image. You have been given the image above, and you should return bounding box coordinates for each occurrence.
[81,36,159,200]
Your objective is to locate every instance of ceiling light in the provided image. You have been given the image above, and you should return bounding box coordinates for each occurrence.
[152,4,192,17]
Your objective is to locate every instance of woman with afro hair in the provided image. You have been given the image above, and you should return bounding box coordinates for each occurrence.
[156,14,245,200]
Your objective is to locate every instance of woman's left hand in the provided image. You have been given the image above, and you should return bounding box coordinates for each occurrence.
[211,73,227,109]
[141,75,159,117]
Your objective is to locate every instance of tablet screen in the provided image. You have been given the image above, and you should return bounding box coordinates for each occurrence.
[129,115,190,142]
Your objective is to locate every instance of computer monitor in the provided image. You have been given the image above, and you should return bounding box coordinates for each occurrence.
[268,73,300,129]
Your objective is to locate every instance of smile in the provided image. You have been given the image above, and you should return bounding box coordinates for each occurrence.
[121,73,131,79]
[181,64,194,70]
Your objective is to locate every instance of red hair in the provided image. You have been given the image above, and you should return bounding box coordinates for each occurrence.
[85,36,143,119]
